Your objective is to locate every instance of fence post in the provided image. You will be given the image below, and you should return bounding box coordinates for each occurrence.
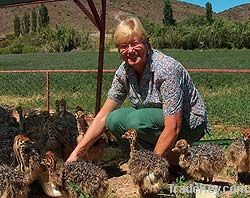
[45,71,50,112]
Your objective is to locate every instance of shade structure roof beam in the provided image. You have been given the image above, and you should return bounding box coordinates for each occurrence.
[73,0,99,30]
[86,0,102,31]
[73,0,106,114]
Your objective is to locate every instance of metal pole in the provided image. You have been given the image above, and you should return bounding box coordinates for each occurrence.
[95,0,106,115]
[46,71,50,112]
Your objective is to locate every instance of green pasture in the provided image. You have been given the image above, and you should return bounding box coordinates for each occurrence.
[0,49,249,139]
[0,49,250,69]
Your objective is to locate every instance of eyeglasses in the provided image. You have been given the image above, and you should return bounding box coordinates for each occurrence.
[118,40,145,54]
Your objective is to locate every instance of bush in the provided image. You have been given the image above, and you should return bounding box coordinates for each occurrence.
[0,40,40,54]
[3,16,250,53]
[39,25,82,52]
[8,42,24,54]
[0,40,11,48]
[0,47,10,54]
[23,45,40,53]
[181,28,199,50]
[5,33,16,41]
[141,17,250,50]
[80,31,93,50]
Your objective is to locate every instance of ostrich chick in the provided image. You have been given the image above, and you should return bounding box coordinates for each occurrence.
[122,129,169,197]
[46,99,78,161]
[12,134,63,197]
[172,139,226,183]
[74,106,108,163]
[41,151,109,198]
[228,129,250,184]
[13,134,45,184]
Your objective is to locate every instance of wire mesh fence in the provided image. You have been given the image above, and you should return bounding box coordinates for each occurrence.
[0,70,116,113]
[0,69,250,128]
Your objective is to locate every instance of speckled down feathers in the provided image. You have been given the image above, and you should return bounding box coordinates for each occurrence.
[13,135,45,184]
[228,131,249,184]
[123,129,169,196]
[0,105,20,167]
[179,143,226,182]
[128,149,169,185]
[0,165,29,198]
[21,110,50,155]
[0,127,19,167]
[229,138,249,167]
[46,100,78,161]
[51,160,109,198]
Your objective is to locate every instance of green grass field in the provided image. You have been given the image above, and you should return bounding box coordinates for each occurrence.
[0,49,249,139]
[0,49,250,69]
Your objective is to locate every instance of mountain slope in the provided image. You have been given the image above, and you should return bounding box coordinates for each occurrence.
[218,3,250,22]
[0,0,249,36]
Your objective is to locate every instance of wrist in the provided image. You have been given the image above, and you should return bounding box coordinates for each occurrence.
[154,148,165,157]
[67,150,84,162]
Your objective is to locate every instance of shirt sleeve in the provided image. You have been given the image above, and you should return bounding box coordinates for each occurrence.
[160,70,184,116]
[108,68,127,104]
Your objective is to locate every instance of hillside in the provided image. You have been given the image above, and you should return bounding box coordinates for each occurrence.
[0,0,249,36]
[218,3,250,22]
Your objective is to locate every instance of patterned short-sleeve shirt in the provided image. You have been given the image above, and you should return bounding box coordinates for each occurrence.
[108,49,209,130]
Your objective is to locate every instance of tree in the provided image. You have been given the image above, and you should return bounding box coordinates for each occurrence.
[14,15,21,36]
[163,0,175,26]
[205,2,213,23]
[22,12,30,34]
[31,9,37,33]
[39,4,49,30]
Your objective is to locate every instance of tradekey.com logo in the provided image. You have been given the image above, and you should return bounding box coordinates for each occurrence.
[162,183,249,195]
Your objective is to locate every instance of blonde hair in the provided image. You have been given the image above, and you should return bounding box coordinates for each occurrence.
[114,17,148,47]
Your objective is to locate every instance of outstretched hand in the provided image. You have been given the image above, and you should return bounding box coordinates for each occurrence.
[65,152,78,163]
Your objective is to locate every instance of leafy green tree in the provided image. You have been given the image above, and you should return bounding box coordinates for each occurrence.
[39,4,49,30]
[14,14,21,36]
[163,0,175,26]
[205,2,213,23]
[22,12,30,34]
[31,9,37,33]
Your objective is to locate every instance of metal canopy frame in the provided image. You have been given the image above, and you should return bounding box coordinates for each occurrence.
[0,0,106,115]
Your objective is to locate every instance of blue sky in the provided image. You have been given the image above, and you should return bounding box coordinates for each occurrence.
[180,0,250,13]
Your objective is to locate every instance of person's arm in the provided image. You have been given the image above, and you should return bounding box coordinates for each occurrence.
[154,62,184,156]
[154,111,182,156]
[66,98,119,162]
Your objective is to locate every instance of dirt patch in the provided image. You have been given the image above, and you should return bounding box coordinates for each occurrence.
[212,125,250,133]
[107,163,140,198]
